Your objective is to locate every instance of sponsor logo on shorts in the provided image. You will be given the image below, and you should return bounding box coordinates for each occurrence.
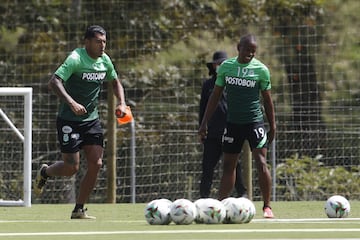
[71,133,80,140]
[62,125,72,134]
[223,136,234,143]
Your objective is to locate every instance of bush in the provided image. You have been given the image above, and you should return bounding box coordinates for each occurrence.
[276,154,360,200]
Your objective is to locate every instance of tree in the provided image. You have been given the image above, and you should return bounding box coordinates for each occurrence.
[263,0,326,157]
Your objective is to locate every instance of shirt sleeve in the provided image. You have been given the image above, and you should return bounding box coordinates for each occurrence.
[259,66,271,91]
[215,64,226,87]
[54,50,79,82]
[104,54,118,81]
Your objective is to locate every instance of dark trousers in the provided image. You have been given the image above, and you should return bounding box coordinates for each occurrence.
[200,137,247,198]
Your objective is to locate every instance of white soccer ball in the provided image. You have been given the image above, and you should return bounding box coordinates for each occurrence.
[144,198,172,225]
[239,197,256,223]
[170,198,197,225]
[324,195,350,218]
[195,198,226,224]
[222,197,248,223]
[222,197,256,224]
[194,198,207,223]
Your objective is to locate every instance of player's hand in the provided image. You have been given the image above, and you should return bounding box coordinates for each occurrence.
[198,124,208,143]
[69,101,87,115]
[115,104,127,118]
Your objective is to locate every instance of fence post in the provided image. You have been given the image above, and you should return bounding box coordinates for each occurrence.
[130,119,136,203]
[106,87,117,203]
[271,140,276,201]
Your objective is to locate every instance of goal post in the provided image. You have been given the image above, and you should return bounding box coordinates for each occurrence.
[0,87,32,207]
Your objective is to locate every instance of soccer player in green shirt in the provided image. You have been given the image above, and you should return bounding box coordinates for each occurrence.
[34,25,128,219]
[198,34,276,218]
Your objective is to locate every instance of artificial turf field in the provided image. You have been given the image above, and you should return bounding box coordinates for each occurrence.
[0,201,359,240]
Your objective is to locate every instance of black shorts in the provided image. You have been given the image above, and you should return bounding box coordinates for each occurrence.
[222,121,268,154]
[56,117,104,153]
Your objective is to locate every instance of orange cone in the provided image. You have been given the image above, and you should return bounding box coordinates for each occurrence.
[116,106,133,125]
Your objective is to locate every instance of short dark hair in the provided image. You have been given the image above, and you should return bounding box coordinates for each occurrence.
[84,25,106,39]
[239,34,256,46]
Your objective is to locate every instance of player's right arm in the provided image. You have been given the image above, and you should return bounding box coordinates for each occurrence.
[48,74,87,116]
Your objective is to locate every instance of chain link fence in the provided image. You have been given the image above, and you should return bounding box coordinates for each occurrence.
[0,1,359,204]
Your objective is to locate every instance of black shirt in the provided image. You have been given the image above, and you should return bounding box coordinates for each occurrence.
[199,74,227,139]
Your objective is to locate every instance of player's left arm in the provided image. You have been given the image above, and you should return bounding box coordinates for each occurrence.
[112,78,127,117]
[259,65,276,143]
[261,89,276,144]
[105,55,127,117]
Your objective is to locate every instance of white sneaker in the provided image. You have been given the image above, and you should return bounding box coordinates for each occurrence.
[71,208,96,219]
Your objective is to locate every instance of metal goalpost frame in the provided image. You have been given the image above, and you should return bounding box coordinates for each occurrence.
[0,87,32,207]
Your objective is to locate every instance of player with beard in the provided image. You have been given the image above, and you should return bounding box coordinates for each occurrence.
[34,25,127,219]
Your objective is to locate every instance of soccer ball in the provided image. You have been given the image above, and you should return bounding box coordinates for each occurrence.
[144,198,172,225]
[194,198,207,223]
[324,195,350,218]
[239,197,256,223]
[195,198,226,224]
[222,197,256,224]
[222,197,248,223]
[194,198,210,224]
[170,198,197,225]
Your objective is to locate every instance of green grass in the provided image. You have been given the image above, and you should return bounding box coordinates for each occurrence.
[0,201,359,240]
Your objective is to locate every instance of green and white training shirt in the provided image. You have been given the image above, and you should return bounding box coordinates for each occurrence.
[54,48,118,122]
[215,57,271,124]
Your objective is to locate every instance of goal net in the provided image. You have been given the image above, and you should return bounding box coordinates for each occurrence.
[0,87,32,207]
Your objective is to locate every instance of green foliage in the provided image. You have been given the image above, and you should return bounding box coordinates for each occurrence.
[0,27,25,54]
[277,154,360,201]
[320,0,360,128]
[264,0,325,26]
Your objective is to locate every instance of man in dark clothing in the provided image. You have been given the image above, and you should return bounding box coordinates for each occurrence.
[199,51,247,198]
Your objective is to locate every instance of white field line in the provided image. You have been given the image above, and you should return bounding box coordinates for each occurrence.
[0,228,360,237]
[253,218,360,223]
[0,218,359,224]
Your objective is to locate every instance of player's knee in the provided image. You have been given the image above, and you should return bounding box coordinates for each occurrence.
[63,156,80,176]
[61,165,79,176]
[94,161,102,171]
[255,156,268,172]
[88,158,103,171]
